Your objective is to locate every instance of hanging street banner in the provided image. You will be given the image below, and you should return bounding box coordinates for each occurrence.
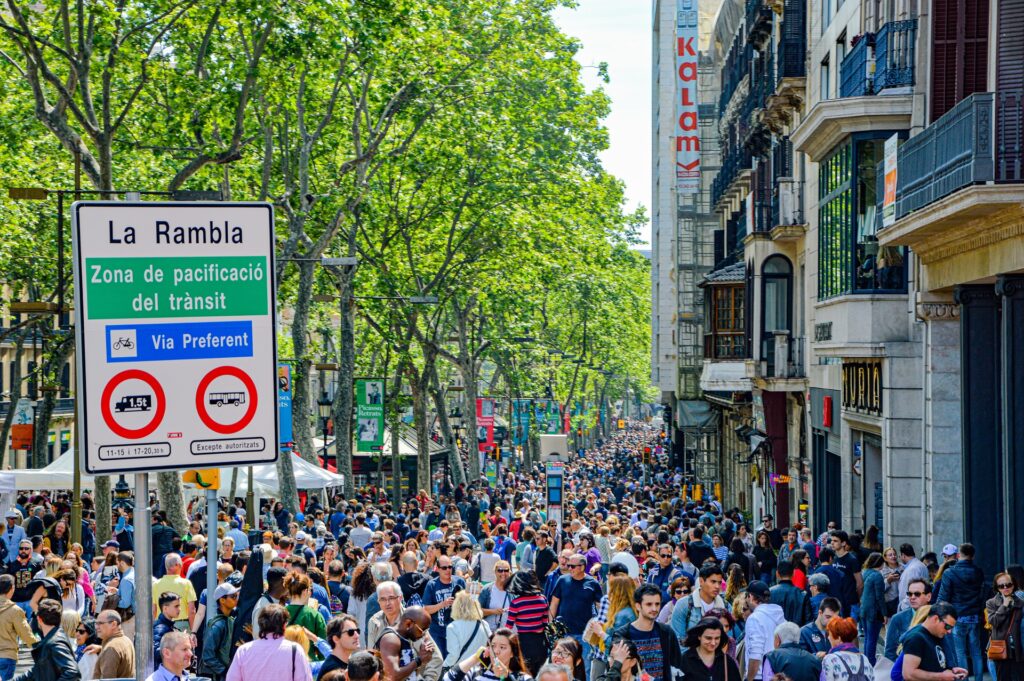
[883,134,899,227]
[675,0,700,193]
[356,378,385,452]
[511,399,531,446]
[476,397,495,453]
[278,364,293,445]
[11,398,34,450]
[534,399,562,434]
[72,202,278,474]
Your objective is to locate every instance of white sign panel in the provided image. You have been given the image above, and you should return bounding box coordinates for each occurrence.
[675,0,700,193]
[539,434,568,462]
[72,202,279,474]
[882,134,899,227]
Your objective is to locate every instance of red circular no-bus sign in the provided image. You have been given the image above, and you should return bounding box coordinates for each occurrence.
[195,366,258,434]
[101,370,166,439]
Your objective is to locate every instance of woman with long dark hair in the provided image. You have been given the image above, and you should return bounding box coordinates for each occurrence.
[753,531,777,584]
[443,628,531,681]
[676,618,741,681]
[549,637,586,681]
[506,570,549,676]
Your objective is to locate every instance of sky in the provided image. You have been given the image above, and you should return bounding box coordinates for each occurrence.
[552,1,653,246]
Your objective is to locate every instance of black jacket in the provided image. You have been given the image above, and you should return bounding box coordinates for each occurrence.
[14,626,80,681]
[765,642,822,681]
[770,581,812,626]
[153,613,175,670]
[612,620,685,681]
[151,524,179,566]
[676,646,741,681]
[200,612,234,681]
[936,560,987,617]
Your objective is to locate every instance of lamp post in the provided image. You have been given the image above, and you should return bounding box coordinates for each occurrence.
[317,395,332,471]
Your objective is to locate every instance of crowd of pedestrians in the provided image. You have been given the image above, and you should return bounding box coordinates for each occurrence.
[0,421,1018,681]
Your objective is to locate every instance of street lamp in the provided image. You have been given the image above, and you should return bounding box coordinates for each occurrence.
[317,395,332,471]
[111,476,133,514]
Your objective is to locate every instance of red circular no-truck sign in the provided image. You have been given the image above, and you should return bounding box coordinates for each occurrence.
[101,370,166,439]
[195,366,258,434]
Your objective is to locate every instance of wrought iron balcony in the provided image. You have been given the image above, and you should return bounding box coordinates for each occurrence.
[839,34,873,98]
[712,146,754,208]
[873,20,917,91]
[896,93,996,218]
[746,0,773,49]
[840,20,917,98]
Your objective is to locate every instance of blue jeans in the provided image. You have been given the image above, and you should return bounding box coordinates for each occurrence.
[571,634,592,681]
[863,618,883,665]
[951,620,986,681]
[0,657,14,681]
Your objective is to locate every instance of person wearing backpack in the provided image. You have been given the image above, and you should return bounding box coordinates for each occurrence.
[820,616,874,681]
[326,560,352,618]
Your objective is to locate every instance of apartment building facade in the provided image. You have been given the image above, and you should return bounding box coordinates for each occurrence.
[659,0,1024,566]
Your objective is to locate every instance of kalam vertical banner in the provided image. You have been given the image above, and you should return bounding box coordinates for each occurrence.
[356,378,385,452]
[675,0,700,193]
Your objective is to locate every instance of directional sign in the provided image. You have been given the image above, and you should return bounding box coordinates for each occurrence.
[72,202,278,474]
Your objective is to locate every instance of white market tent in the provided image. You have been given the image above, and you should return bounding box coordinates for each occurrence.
[5,450,344,497]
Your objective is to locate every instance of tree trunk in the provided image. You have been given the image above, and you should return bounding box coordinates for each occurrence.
[389,366,405,507]
[32,337,74,467]
[334,271,356,498]
[412,374,431,496]
[276,452,300,518]
[463,359,480,483]
[157,471,188,533]
[0,334,26,469]
[94,475,111,543]
[290,261,317,464]
[428,364,464,488]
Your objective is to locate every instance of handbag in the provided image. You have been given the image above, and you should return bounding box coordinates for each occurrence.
[441,620,482,675]
[988,608,1020,661]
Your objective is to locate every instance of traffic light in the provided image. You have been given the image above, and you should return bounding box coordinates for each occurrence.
[493,445,501,461]
[642,446,652,465]
[576,426,583,437]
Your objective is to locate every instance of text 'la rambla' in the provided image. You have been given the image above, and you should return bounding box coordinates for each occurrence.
[107,219,244,244]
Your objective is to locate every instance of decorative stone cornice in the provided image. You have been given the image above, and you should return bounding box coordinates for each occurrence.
[915,303,960,321]
[919,217,1024,264]
[995,275,1024,299]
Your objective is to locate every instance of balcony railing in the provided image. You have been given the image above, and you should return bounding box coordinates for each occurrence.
[873,20,916,91]
[712,146,753,207]
[746,0,773,48]
[761,333,806,378]
[840,20,917,98]
[896,93,996,218]
[839,34,873,98]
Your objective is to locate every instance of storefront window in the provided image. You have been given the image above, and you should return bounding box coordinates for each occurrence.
[818,135,907,300]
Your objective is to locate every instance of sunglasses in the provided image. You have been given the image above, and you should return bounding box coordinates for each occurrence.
[998,583,1015,589]
[907,591,926,597]
[438,565,453,570]
[76,628,88,634]
[343,628,360,636]
[660,554,672,559]
[496,568,510,573]
[943,623,955,632]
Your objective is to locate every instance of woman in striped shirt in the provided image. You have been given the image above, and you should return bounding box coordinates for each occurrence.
[506,571,549,676]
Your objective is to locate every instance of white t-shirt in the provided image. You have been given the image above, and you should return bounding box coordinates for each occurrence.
[484,586,510,629]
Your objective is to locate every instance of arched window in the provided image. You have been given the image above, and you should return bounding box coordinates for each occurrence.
[762,255,793,335]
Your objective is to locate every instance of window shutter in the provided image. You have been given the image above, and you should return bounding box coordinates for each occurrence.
[997,0,1024,180]
[931,0,989,121]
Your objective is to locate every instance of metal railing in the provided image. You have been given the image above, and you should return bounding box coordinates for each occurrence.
[839,35,872,98]
[896,93,995,218]
[712,146,753,206]
[746,0,773,46]
[761,334,806,378]
[874,20,917,91]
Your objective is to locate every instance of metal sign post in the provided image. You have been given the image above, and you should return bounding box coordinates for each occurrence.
[134,474,153,680]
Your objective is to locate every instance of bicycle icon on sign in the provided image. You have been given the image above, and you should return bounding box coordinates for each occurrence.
[112,336,135,351]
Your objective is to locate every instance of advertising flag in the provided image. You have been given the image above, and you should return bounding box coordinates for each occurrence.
[477,398,495,453]
[278,364,292,445]
[356,378,385,452]
[511,399,531,446]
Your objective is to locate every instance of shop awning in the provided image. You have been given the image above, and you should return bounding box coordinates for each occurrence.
[677,400,720,431]
[699,360,753,392]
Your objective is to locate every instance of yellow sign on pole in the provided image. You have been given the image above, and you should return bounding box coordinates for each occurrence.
[617,419,625,430]
[183,469,220,489]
